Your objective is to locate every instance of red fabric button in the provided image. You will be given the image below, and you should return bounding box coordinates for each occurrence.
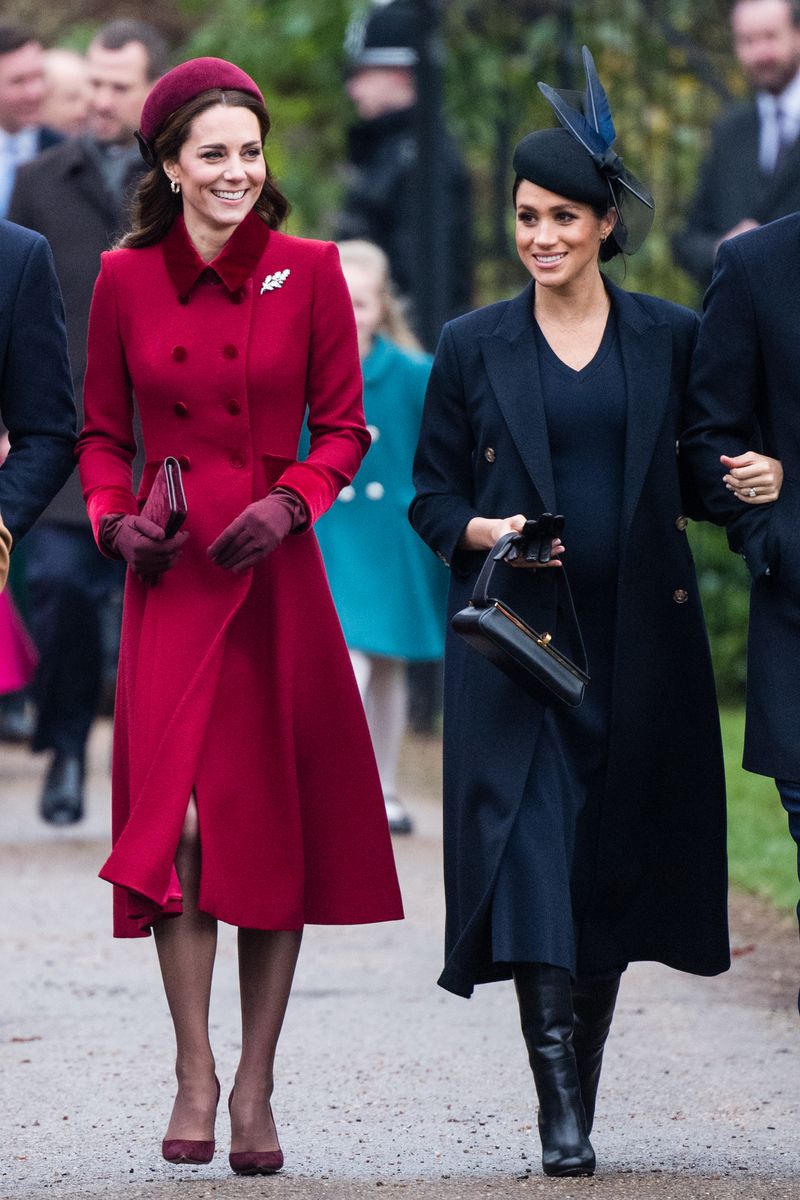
[174,401,188,417]
[226,400,241,415]
[230,288,245,304]
[172,345,187,362]
[178,455,191,471]
[178,293,190,306]
[230,453,245,469]
[223,344,239,359]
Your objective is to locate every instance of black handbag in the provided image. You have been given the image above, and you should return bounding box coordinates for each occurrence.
[451,530,589,707]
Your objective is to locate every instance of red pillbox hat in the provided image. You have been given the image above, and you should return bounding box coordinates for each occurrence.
[137,57,264,160]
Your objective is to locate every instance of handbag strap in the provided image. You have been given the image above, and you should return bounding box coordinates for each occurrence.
[470,531,588,675]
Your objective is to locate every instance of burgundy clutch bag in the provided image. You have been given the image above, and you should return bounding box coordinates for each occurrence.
[139,456,187,538]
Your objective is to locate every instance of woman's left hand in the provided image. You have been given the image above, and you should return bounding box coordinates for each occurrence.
[208,492,296,572]
[721,451,783,504]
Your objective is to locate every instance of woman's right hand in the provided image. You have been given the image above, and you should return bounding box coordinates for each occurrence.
[103,513,188,583]
[461,514,564,567]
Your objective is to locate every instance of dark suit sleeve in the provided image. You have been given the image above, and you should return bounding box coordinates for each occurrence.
[0,233,77,541]
[410,323,481,576]
[682,236,800,586]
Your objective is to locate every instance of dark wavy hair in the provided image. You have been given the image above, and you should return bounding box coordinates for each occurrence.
[120,88,290,249]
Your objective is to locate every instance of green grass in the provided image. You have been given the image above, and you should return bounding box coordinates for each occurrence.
[722,708,798,911]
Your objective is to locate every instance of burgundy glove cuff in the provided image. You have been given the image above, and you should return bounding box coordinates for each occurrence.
[270,487,309,534]
[99,512,128,558]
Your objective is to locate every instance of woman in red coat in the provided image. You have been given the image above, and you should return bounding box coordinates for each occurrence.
[76,58,403,1176]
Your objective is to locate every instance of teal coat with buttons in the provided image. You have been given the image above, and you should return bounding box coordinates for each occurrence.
[411,279,729,998]
[311,334,448,660]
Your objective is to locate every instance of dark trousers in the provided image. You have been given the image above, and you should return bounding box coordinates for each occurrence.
[24,523,124,758]
[775,778,800,929]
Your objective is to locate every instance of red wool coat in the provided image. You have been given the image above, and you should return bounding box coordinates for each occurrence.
[77,211,403,937]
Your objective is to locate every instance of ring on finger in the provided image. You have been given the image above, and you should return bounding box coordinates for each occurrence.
[746,487,757,497]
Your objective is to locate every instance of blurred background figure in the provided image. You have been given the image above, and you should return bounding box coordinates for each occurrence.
[0,23,61,219]
[337,0,472,331]
[40,48,90,137]
[338,0,473,736]
[673,0,800,289]
[8,19,168,826]
[309,241,448,835]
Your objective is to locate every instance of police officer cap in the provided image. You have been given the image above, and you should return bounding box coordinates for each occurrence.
[513,128,610,210]
[345,1,419,70]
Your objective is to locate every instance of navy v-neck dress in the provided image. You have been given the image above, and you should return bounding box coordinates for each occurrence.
[490,310,629,973]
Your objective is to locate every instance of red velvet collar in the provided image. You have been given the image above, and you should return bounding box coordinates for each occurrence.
[161,210,270,300]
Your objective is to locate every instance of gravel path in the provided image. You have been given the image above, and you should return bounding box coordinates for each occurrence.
[0,724,797,1200]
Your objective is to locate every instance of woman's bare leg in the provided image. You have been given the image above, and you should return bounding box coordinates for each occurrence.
[154,797,219,1140]
[229,928,303,1152]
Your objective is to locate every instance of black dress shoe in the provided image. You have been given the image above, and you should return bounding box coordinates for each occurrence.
[40,753,85,825]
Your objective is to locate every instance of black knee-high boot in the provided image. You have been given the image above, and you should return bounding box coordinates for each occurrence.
[571,973,621,1135]
[513,963,596,1178]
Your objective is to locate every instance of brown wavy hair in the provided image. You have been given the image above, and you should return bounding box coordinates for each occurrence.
[119,88,290,249]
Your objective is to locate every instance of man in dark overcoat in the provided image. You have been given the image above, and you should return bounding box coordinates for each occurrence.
[8,19,166,824]
[0,219,76,588]
[673,0,800,290]
[683,211,800,1002]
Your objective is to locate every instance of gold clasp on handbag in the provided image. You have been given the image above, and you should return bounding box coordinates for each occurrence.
[537,632,553,647]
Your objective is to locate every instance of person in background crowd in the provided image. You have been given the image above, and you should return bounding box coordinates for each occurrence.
[76,56,402,1175]
[309,240,448,836]
[338,0,473,736]
[673,0,800,290]
[0,219,76,591]
[9,19,167,826]
[40,48,90,137]
[0,24,61,219]
[337,0,472,332]
[411,48,781,1178]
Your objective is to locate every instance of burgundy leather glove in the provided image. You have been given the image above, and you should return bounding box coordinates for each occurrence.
[100,513,188,582]
[208,488,307,573]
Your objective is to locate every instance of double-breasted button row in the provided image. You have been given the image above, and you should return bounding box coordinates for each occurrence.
[174,401,188,417]
[178,455,191,471]
[223,344,239,360]
[226,399,241,415]
[673,588,689,604]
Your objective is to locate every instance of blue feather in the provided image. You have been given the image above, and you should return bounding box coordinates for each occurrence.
[581,46,615,146]
[537,82,608,159]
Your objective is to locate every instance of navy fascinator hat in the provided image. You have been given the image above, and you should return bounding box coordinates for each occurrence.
[513,47,655,256]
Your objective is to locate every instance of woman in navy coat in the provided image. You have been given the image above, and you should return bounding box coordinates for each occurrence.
[411,52,779,1178]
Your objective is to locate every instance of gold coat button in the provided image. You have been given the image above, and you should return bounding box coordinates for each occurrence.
[484,447,496,463]
[675,515,688,532]
[673,588,689,604]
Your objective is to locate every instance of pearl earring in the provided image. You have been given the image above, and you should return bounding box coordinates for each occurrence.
[170,179,181,194]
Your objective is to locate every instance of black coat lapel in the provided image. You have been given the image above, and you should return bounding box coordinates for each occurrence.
[611,283,673,544]
[479,282,556,512]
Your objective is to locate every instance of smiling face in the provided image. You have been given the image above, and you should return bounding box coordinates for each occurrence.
[514,180,615,293]
[164,103,266,248]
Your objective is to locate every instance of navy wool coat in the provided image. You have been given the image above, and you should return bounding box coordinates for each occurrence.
[684,213,800,781]
[0,220,76,541]
[411,279,730,998]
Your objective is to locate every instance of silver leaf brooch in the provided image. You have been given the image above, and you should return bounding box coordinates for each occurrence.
[260,269,291,294]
